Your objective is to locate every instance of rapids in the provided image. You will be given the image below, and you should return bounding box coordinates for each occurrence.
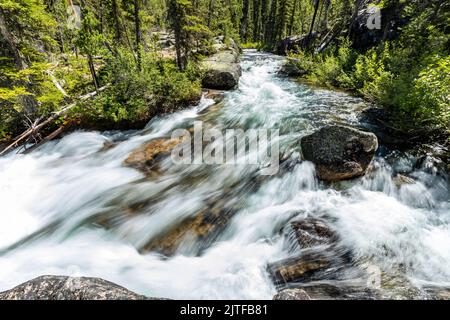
[0,50,449,299]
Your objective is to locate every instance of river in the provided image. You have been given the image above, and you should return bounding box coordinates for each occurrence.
[0,50,449,299]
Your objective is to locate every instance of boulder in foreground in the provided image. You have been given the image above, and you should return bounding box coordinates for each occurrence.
[301,125,378,181]
[0,275,163,300]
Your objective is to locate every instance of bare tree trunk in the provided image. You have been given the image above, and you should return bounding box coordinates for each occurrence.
[207,0,215,28]
[288,0,298,36]
[261,0,268,40]
[265,0,278,44]
[111,0,122,43]
[306,0,321,47]
[316,0,325,32]
[240,0,250,43]
[87,54,99,91]
[252,0,261,42]
[134,0,142,71]
[321,0,331,31]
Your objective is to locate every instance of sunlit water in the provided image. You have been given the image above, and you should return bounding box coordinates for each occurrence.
[0,50,449,299]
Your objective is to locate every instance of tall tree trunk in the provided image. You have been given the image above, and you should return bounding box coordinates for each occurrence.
[111,0,122,43]
[265,0,278,44]
[316,0,325,32]
[252,0,261,42]
[207,0,215,28]
[348,0,364,38]
[240,0,250,43]
[320,0,331,31]
[306,0,321,46]
[87,54,99,91]
[134,0,142,71]
[288,0,298,36]
[261,0,268,41]
[275,0,289,41]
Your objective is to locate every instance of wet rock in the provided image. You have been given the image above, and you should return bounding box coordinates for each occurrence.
[393,174,416,187]
[267,251,332,286]
[140,205,233,256]
[301,125,378,181]
[291,218,338,248]
[424,286,450,300]
[124,137,184,173]
[141,205,233,256]
[299,283,382,300]
[202,50,242,90]
[99,140,116,152]
[0,275,164,300]
[141,175,266,256]
[273,288,311,300]
[204,89,225,104]
[415,155,447,176]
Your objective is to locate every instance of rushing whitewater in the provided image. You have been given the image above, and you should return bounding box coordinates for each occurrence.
[0,51,449,299]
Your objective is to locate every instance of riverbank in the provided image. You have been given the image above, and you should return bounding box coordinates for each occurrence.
[278,55,450,171]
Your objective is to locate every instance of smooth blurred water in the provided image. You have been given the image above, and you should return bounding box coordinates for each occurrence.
[0,50,448,299]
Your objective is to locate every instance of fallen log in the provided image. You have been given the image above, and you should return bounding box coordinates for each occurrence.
[0,85,109,156]
[22,124,68,154]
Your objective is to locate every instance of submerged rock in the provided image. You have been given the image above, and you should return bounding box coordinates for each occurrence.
[291,218,338,248]
[393,174,416,187]
[273,288,311,300]
[267,251,332,285]
[0,275,163,300]
[140,205,233,256]
[301,125,378,181]
[202,50,242,90]
[299,283,382,300]
[204,89,225,104]
[124,137,184,174]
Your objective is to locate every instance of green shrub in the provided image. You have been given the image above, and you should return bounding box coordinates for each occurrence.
[72,50,202,125]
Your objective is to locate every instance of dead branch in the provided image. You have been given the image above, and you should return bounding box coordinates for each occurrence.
[0,84,109,156]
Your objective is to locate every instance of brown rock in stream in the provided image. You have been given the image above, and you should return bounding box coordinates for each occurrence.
[291,218,338,248]
[267,251,332,285]
[124,137,185,174]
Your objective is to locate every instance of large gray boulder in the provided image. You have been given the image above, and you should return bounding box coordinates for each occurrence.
[301,125,378,181]
[0,275,163,300]
[202,49,242,90]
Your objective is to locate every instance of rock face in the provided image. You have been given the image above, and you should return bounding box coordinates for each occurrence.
[0,276,162,300]
[349,0,407,50]
[202,49,242,90]
[301,125,378,181]
[273,288,311,300]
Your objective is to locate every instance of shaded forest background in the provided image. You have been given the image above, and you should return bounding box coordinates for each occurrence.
[0,0,449,150]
